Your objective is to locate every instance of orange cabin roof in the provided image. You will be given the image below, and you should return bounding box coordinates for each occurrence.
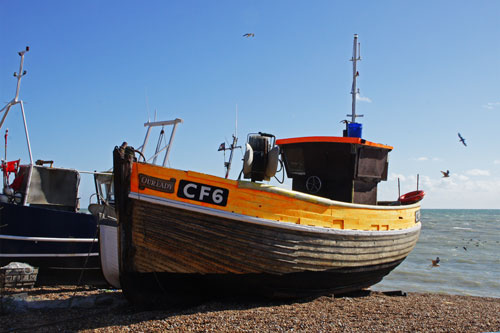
[276,136,393,150]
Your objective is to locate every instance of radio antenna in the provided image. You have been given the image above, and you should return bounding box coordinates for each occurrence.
[348,34,363,123]
[219,105,241,178]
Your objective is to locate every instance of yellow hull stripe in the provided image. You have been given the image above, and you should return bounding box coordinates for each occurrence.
[130,162,420,231]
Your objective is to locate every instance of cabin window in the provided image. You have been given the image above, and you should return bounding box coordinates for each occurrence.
[356,147,388,180]
[283,146,305,175]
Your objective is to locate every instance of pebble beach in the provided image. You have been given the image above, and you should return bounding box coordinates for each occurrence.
[2,285,499,332]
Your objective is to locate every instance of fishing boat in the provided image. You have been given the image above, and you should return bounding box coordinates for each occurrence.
[112,35,423,304]
[0,47,102,276]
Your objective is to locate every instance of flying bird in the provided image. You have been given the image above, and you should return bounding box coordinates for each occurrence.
[458,133,467,146]
[441,170,450,178]
[243,33,255,38]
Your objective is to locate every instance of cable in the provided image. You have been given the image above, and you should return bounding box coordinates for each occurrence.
[273,160,285,184]
[134,150,146,162]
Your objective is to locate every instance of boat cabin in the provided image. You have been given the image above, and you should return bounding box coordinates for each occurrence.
[1,163,82,212]
[276,137,392,205]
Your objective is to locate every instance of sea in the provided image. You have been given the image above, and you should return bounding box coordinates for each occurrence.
[373,209,500,298]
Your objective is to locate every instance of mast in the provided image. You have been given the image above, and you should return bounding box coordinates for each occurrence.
[225,135,238,179]
[220,105,241,179]
[0,47,30,129]
[0,47,33,205]
[348,34,363,123]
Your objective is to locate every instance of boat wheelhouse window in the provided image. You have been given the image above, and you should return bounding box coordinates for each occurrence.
[95,173,115,205]
[356,147,389,180]
[282,146,305,175]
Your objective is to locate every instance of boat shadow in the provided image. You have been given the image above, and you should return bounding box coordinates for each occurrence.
[2,287,377,332]
[72,289,375,331]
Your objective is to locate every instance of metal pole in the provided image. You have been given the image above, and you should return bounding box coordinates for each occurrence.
[351,34,358,123]
[398,178,401,201]
[0,47,28,130]
[225,135,238,179]
[0,103,14,131]
[348,34,363,123]
[3,129,7,188]
[15,51,26,102]
[93,169,102,204]
[20,101,33,205]
[162,121,180,166]
[0,47,31,205]
[140,127,152,155]
[224,105,239,178]
[4,129,7,161]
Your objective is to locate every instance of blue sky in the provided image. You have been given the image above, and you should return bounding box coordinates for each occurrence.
[1,1,499,209]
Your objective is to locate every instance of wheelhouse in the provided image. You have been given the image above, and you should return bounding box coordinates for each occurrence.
[277,136,392,205]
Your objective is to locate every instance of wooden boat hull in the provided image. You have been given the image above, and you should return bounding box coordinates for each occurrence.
[113,147,421,301]
[120,198,419,300]
[127,198,419,274]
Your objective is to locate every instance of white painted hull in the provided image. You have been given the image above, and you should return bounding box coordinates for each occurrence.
[99,221,121,288]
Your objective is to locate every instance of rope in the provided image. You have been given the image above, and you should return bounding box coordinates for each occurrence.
[68,220,100,308]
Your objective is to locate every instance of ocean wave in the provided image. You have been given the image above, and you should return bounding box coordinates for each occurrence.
[381,210,500,297]
[452,227,472,230]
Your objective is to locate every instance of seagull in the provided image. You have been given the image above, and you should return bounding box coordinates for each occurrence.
[243,33,255,38]
[458,133,467,146]
[441,170,450,178]
[431,257,440,267]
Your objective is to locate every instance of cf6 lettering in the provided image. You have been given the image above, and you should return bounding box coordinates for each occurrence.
[177,180,228,207]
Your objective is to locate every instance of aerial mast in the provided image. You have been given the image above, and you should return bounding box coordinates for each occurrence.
[225,135,238,179]
[219,105,241,179]
[348,34,363,123]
